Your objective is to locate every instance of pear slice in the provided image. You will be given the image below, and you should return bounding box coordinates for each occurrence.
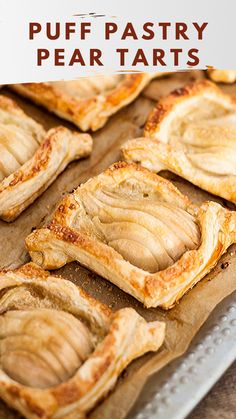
[110,238,159,272]
[0,108,45,145]
[0,309,93,388]
[97,190,200,248]
[0,125,39,165]
[1,335,66,382]
[0,143,20,176]
[2,350,61,388]
[188,148,236,175]
[93,218,174,271]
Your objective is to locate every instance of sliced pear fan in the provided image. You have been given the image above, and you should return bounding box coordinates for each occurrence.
[0,125,42,180]
[0,309,93,388]
[0,108,44,144]
[181,115,236,175]
[0,98,45,181]
[82,189,200,273]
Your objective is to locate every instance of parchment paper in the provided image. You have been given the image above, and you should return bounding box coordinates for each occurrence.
[1,70,236,419]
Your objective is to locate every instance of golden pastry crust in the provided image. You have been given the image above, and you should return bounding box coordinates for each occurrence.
[208,69,236,84]
[0,262,165,418]
[0,95,93,222]
[122,80,236,204]
[11,73,161,131]
[26,162,236,309]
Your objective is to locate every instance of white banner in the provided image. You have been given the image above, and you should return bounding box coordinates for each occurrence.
[0,0,235,84]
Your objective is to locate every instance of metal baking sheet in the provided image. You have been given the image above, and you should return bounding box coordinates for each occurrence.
[129,291,236,419]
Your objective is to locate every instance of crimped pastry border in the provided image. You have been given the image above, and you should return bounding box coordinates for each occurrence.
[11,73,160,131]
[26,162,236,309]
[0,262,165,419]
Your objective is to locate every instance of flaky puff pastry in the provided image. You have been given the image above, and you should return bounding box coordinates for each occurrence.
[26,162,236,309]
[0,262,165,419]
[0,95,92,222]
[122,80,236,204]
[208,69,236,84]
[10,73,163,131]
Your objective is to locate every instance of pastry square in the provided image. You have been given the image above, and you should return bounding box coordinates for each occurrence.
[208,69,236,84]
[11,73,161,131]
[0,95,92,222]
[122,80,236,204]
[0,262,165,418]
[26,162,236,309]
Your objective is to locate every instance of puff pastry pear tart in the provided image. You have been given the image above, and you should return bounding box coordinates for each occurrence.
[26,162,236,309]
[0,262,165,418]
[0,95,92,222]
[208,69,236,84]
[11,73,161,131]
[122,80,236,204]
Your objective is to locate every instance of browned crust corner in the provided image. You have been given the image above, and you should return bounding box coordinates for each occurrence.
[144,79,236,138]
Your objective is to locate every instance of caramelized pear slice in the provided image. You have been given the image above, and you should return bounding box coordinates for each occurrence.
[0,309,93,388]
[97,190,200,248]
[81,188,200,272]
[93,218,173,271]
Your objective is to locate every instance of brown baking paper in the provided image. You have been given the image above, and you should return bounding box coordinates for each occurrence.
[1,70,236,419]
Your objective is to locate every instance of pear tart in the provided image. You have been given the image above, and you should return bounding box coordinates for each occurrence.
[26,162,236,309]
[0,95,92,222]
[208,69,236,84]
[11,73,159,131]
[0,262,165,418]
[122,80,236,204]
